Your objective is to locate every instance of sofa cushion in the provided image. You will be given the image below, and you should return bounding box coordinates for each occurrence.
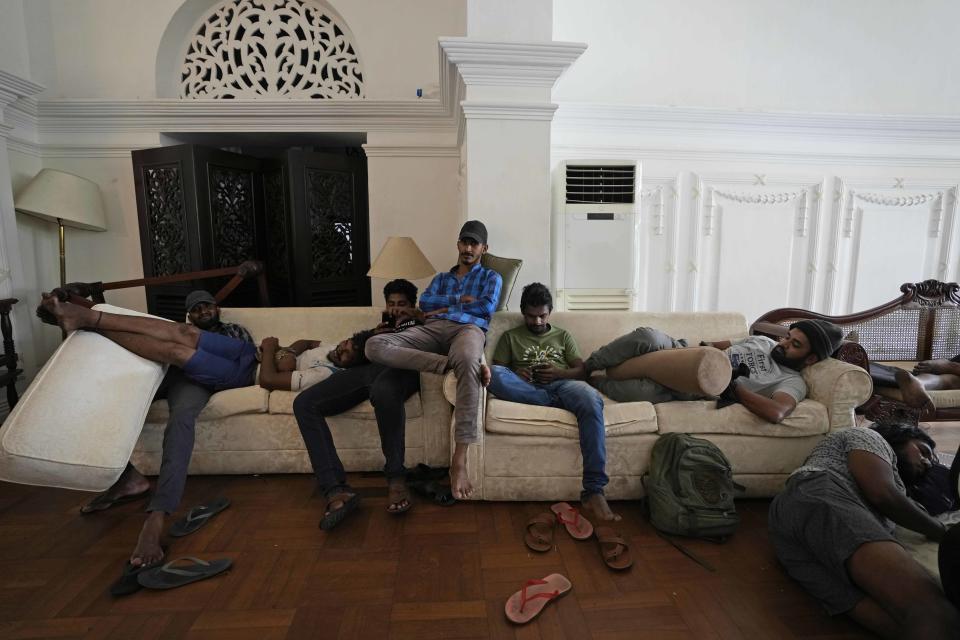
[268,389,423,419]
[485,397,657,438]
[875,386,960,409]
[147,385,269,422]
[655,399,829,437]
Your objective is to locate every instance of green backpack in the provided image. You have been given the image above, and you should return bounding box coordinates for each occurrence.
[643,433,742,540]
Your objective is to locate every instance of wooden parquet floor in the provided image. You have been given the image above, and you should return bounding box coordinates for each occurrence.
[0,472,874,640]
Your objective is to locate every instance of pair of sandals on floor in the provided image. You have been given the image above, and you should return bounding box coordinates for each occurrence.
[524,502,633,571]
[105,497,233,597]
[321,464,455,531]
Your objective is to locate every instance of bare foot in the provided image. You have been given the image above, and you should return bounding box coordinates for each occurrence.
[387,478,412,514]
[582,493,621,522]
[479,364,491,388]
[895,369,936,414]
[450,461,473,500]
[130,511,165,567]
[39,293,92,333]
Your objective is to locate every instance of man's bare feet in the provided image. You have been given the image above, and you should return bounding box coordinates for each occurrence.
[895,369,936,414]
[582,493,621,522]
[387,478,412,514]
[130,511,165,567]
[39,293,92,334]
[479,363,491,388]
[914,359,953,375]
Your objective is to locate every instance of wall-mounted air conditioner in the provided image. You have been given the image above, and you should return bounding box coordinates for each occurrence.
[553,161,640,311]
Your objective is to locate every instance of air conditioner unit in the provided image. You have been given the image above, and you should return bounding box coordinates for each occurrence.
[553,161,640,311]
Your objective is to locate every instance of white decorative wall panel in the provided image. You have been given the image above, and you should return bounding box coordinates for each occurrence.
[638,176,680,311]
[689,174,823,323]
[826,179,959,314]
[180,0,364,99]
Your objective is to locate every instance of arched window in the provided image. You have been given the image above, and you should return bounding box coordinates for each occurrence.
[179,0,364,98]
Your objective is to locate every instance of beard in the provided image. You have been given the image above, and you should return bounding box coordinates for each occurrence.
[771,345,807,371]
[192,314,219,330]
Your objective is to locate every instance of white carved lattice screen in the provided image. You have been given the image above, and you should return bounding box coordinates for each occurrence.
[180,0,364,99]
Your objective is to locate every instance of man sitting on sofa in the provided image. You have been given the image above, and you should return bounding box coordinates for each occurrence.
[488,282,619,522]
[38,290,255,568]
[365,221,502,500]
[584,320,843,423]
[285,279,423,529]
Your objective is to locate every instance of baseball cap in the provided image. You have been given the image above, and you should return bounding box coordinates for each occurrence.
[185,290,217,312]
[459,220,488,244]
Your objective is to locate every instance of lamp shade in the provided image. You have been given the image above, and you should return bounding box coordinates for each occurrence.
[367,236,436,280]
[14,169,107,231]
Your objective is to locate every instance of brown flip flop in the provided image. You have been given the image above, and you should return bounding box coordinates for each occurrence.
[596,526,633,570]
[504,573,572,624]
[550,502,593,540]
[524,512,556,552]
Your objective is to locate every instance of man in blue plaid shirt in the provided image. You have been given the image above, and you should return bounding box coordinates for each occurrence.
[365,220,502,499]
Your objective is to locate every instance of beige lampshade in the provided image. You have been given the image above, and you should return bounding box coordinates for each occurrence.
[367,236,436,280]
[14,169,107,231]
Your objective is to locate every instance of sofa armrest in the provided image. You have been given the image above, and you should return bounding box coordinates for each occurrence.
[419,372,453,467]
[802,357,874,430]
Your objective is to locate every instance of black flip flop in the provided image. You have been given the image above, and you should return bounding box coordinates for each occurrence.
[169,497,230,537]
[80,488,150,515]
[137,557,232,590]
[409,479,455,506]
[319,493,360,530]
[109,545,169,597]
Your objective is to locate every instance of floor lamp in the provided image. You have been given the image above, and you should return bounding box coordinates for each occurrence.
[14,169,108,286]
[367,236,437,282]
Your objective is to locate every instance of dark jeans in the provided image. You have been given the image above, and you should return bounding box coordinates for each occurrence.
[292,363,420,497]
[147,367,213,514]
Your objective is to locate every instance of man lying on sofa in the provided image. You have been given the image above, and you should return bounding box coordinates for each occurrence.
[488,282,620,523]
[585,319,844,423]
[38,290,255,568]
[870,357,960,416]
[263,279,422,529]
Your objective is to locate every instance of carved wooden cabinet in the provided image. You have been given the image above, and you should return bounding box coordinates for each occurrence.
[132,144,370,318]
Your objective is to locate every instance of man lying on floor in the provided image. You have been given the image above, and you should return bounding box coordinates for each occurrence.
[584,319,844,424]
[37,290,257,568]
[769,422,960,639]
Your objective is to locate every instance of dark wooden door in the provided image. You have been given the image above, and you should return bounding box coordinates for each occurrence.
[132,145,265,318]
[286,150,371,306]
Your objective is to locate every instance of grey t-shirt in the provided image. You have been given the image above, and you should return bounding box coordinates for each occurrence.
[791,427,908,533]
[724,335,807,402]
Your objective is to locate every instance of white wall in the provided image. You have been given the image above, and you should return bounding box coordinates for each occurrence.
[553,0,960,115]
[0,0,31,77]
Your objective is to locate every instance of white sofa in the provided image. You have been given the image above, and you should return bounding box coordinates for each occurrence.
[445,311,874,501]
[131,308,873,503]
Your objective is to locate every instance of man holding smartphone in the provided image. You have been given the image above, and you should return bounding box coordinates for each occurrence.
[487,282,619,522]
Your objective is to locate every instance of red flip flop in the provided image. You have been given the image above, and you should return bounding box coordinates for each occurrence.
[504,574,572,624]
[551,502,593,540]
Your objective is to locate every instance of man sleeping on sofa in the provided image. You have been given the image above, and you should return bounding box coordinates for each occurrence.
[584,319,844,424]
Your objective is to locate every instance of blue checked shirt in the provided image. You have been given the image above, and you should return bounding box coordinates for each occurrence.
[419,263,502,330]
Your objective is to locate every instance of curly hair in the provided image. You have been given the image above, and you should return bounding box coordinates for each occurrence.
[872,420,936,455]
[520,282,553,312]
[383,279,418,306]
[348,329,375,366]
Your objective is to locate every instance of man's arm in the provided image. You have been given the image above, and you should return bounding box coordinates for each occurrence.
[733,385,797,423]
[533,358,587,383]
[446,272,502,319]
[288,339,321,355]
[702,340,732,350]
[418,274,458,312]
[849,449,947,541]
[257,339,293,391]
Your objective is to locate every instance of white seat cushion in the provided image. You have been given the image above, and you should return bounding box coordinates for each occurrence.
[485,397,657,438]
[0,304,168,491]
[655,399,829,437]
[147,386,269,422]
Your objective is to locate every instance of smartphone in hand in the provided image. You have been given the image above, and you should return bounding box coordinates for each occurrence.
[381,311,396,328]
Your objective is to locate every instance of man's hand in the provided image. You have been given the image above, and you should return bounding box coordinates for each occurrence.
[260,336,280,351]
[460,295,476,304]
[423,308,447,318]
[517,367,534,382]
[533,365,560,384]
[396,308,427,322]
[914,359,953,375]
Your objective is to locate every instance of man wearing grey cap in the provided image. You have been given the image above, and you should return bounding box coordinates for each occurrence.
[365,220,502,500]
[38,290,253,568]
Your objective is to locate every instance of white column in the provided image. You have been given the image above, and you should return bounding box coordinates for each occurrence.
[0,69,44,385]
[439,38,585,308]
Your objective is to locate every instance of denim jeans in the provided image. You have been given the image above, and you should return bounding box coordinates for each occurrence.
[488,365,607,497]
